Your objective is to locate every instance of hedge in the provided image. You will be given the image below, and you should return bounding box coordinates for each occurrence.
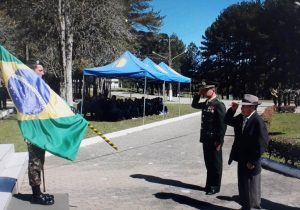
[261,106,300,167]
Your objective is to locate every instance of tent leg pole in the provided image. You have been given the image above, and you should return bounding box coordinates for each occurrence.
[80,75,85,114]
[178,82,181,116]
[190,82,192,104]
[143,77,147,125]
[163,81,166,119]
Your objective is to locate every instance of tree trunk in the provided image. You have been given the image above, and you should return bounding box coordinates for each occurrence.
[65,26,73,104]
[58,0,66,99]
[58,0,73,105]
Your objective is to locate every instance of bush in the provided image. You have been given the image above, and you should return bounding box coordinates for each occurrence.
[275,105,296,113]
[268,137,300,166]
[261,106,274,130]
[262,107,300,167]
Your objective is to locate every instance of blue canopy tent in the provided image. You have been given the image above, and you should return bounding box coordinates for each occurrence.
[143,58,173,82]
[84,51,157,79]
[143,58,178,117]
[158,62,191,83]
[158,62,192,115]
[82,51,169,123]
[143,58,192,116]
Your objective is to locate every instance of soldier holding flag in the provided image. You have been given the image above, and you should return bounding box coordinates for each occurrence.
[26,64,55,205]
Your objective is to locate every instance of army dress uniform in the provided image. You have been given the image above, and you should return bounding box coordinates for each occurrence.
[192,94,227,193]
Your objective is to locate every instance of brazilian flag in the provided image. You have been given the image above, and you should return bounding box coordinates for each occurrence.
[0,45,88,160]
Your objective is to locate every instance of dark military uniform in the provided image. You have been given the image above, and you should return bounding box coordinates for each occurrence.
[270,88,278,106]
[192,94,227,193]
[283,89,289,106]
[294,90,300,107]
[277,89,283,107]
[0,85,7,110]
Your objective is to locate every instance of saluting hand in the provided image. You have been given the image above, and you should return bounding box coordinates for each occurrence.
[214,142,221,151]
[231,101,239,111]
[246,162,255,170]
[198,88,204,96]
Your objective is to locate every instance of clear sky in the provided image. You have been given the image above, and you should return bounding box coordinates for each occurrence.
[150,0,249,46]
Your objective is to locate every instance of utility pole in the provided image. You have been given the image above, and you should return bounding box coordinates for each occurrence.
[153,36,186,101]
[168,37,173,101]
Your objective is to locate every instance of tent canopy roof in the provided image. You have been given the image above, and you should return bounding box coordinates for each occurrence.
[159,62,191,83]
[83,51,191,83]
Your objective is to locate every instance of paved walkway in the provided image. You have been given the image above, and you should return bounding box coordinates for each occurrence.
[19,101,300,210]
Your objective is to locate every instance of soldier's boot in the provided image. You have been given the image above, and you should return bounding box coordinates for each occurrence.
[31,194,55,205]
[31,186,55,205]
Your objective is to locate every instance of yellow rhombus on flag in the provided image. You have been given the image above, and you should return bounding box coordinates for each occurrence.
[0,45,88,161]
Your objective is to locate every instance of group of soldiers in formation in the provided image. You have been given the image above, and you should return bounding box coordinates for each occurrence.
[82,94,167,121]
[270,87,300,107]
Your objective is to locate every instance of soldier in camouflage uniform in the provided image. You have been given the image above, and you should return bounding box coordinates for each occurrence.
[192,84,227,195]
[27,64,54,205]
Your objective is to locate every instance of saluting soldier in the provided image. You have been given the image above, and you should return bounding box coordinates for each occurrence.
[283,88,289,106]
[295,89,300,107]
[277,87,283,107]
[270,88,278,106]
[191,84,227,195]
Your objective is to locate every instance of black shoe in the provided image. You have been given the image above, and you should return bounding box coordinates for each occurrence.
[205,187,220,195]
[31,194,55,205]
[42,193,54,200]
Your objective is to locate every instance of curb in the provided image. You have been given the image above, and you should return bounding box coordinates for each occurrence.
[261,157,300,179]
[45,112,201,157]
[0,108,14,119]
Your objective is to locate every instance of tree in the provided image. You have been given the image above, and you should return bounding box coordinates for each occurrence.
[180,42,201,78]
[126,0,164,32]
[200,0,300,98]
[0,0,165,102]
[0,10,20,56]
[0,0,134,104]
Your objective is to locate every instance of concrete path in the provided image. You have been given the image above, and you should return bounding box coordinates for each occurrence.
[18,108,300,210]
[7,193,69,210]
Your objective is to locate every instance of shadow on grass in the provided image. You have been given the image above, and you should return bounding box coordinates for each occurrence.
[269,132,285,136]
[154,192,234,210]
[130,174,205,191]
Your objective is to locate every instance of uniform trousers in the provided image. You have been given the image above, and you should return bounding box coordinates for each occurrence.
[202,142,223,191]
[27,143,45,186]
[238,162,262,210]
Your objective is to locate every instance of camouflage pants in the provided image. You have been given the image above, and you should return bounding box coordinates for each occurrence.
[27,143,45,186]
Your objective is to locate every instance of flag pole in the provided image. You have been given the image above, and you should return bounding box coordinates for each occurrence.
[163,81,166,119]
[88,124,118,150]
[42,166,46,192]
[80,75,85,114]
[143,76,147,125]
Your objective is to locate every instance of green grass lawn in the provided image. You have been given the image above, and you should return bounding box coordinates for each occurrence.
[0,104,198,152]
[269,113,300,143]
[266,112,300,168]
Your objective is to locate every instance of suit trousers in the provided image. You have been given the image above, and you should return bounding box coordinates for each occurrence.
[203,142,223,190]
[238,162,262,210]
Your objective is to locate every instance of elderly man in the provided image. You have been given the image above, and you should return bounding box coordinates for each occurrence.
[191,84,227,195]
[225,94,269,210]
